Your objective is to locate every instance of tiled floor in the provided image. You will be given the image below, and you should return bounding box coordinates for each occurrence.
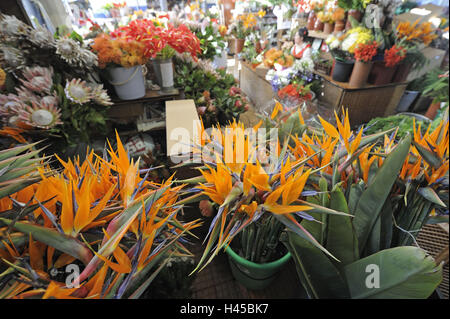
[189,240,307,299]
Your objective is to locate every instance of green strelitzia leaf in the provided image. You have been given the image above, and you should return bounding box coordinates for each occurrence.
[353,134,412,255]
[0,218,92,265]
[344,246,442,299]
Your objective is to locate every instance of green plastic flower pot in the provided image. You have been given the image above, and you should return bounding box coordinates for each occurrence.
[225,246,291,290]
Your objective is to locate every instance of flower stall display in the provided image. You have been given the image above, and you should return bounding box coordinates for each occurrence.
[174,53,249,127]
[332,7,346,33]
[228,13,258,54]
[186,19,227,63]
[91,34,148,99]
[337,0,371,29]
[307,0,326,30]
[110,19,201,92]
[317,9,334,34]
[0,14,112,151]
[388,19,437,83]
[368,44,406,86]
[348,40,378,88]
[0,135,201,299]
[263,48,295,69]
[277,81,314,107]
[326,26,374,82]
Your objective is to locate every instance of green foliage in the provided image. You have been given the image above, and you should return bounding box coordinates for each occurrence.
[174,57,248,126]
[423,68,449,105]
[192,25,227,61]
[365,115,432,140]
[48,81,109,147]
[282,133,444,298]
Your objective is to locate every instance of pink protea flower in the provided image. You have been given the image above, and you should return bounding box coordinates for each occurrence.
[15,86,40,104]
[20,66,53,93]
[0,93,26,126]
[64,78,92,104]
[17,100,62,129]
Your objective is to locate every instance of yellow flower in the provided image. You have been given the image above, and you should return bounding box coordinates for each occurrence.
[0,67,5,86]
[258,10,266,18]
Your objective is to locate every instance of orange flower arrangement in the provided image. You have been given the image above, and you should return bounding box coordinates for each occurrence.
[91,33,148,68]
[332,7,346,22]
[396,19,438,46]
[263,48,294,68]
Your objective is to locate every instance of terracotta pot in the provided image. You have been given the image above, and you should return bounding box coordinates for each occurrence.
[345,9,362,30]
[234,38,245,54]
[424,102,441,120]
[391,63,411,83]
[349,61,373,88]
[255,41,262,54]
[323,22,334,34]
[334,19,345,33]
[332,59,354,82]
[368,61,397,85]
[314,19,324,32]
[307,11,317,30]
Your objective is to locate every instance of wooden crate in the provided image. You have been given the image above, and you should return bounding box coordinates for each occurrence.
[416,223,449,299]
[317,73,407,126]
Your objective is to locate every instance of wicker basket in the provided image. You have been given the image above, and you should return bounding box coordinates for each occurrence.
[416,223,449,299]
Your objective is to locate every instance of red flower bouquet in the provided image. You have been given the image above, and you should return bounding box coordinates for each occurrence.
[384,45,407,68]
[111,19,201,59]
[277,83,313,105]
[354,41,378,63]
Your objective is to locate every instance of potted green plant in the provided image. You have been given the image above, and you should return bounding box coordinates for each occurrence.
[282,111,447,298]
[423,69,449,120]
[180,112,357,290]
[228,13,257,54]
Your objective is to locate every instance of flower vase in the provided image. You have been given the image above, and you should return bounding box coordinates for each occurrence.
[334,19,345,33]
[108,65,146,100]
[349,61,373,88]
[345,9,362,30]
[424,101,441,120]
[391,63,411,83]
[368,61,397,85]
[314,19,324,32]
[152,58,175,93]
[255,40,262,54]
[323,22,334,34]
[234,38,245,54]
[331,59,354,82]
[307,11,317,30]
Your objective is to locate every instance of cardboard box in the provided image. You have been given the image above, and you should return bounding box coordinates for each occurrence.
[165,99,200,160]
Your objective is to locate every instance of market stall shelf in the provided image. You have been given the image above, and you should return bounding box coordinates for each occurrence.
[317,72,408,126]
[107,88,181,130]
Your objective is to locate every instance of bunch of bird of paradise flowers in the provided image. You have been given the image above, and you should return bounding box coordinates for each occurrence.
[0,133,201,299]
[176,110,389,272]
